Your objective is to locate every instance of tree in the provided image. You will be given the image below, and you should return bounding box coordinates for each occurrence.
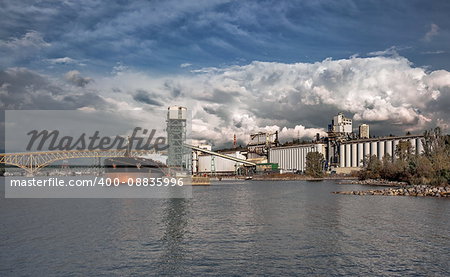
[305,151,324,178]
[391,159,409,181]
[380,153,394,179]
[359,155,382,179]
[359,129,450,186]
[395,140,413,161]
[422,127,450,185]
[408,155,435,185]
[422,127,447,157]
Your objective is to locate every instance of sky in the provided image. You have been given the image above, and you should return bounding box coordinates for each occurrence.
[1,0,450,147]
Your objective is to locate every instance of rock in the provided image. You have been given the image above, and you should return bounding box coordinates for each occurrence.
[334,185,450,197]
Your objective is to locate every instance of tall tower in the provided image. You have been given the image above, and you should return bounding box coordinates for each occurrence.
[359,124,370,139]
[326,112,353,170]
[166,106,187,168]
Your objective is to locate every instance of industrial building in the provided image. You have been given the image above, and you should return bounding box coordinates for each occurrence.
[188,111,427,175]
[268,143,326,173]
[247,131,278,161]
[339,135,424,169]
[330,112,353,134]
[194,150,246,175]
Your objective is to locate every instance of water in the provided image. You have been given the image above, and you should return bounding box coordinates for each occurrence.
[1,180,449,276]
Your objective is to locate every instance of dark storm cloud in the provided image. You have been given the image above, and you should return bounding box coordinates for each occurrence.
[194,88,240,104]
[427,87,450,114]
[202,105,231,124]
[424,86,450,130]
[133,90,162,106]
[0,67,106,109]
[163,80,182,98]
[64,70,92,87]
[250,101,341,130]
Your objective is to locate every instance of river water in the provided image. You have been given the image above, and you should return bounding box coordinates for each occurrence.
[1,180,449,276]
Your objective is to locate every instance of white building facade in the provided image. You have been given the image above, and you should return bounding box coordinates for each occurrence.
[269,143,326,172]
[194,151,246,174]
[332,112,352,133]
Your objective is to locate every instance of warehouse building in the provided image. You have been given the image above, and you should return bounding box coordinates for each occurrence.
[268,143,326,172]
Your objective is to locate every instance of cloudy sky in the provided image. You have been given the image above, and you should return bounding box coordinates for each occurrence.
[1,0,450,147]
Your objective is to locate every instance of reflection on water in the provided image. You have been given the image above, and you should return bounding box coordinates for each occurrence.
[159,199,190,274]
[0,180,449,276]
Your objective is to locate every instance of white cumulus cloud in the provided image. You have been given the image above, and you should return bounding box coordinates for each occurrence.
[46,57,85,66]
[6,55,449,148]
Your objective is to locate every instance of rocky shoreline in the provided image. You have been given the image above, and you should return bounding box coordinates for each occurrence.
[338,179,408,187]
[334,185,450,198]
[252,175,358,181]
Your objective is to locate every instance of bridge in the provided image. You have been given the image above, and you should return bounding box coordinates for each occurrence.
[0,149,158,174]
[1,145,255,174]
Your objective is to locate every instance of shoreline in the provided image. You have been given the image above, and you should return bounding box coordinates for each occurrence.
[334,185,450,198]
[337,179,408,187]
[209,175,358,181]
[251,176,358,181]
